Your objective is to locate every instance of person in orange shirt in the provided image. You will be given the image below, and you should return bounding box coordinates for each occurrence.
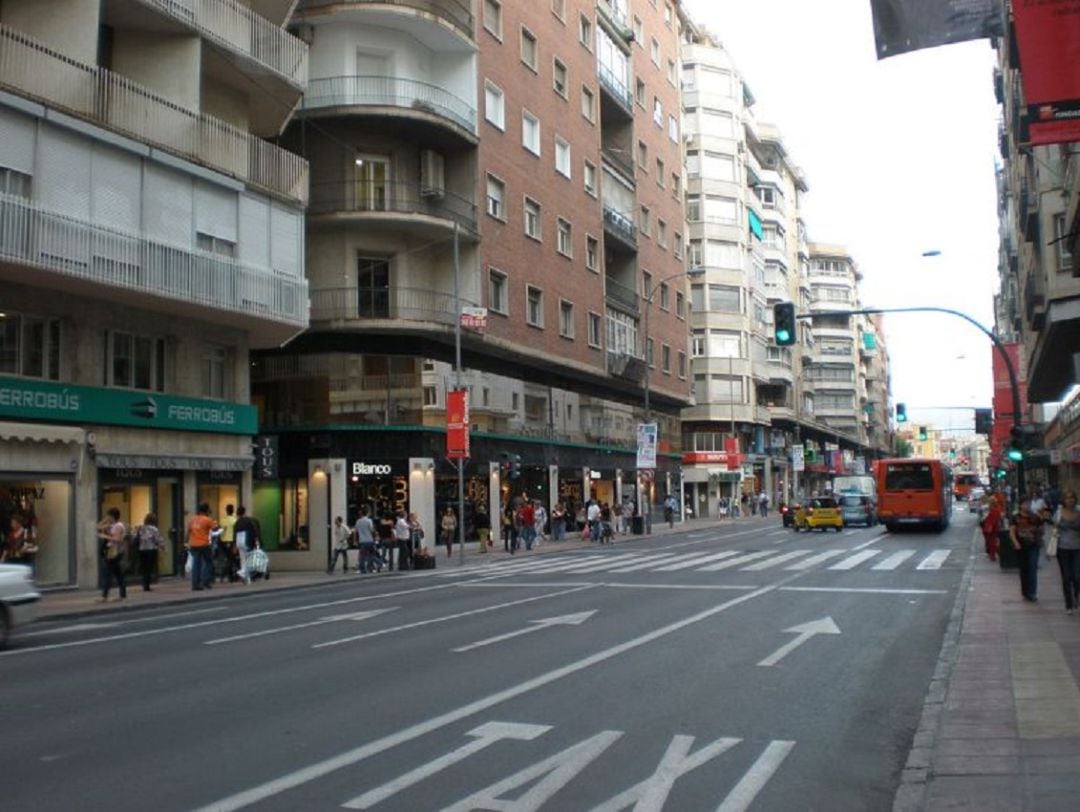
[186,502,217,591]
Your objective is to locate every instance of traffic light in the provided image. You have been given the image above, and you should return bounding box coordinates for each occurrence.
[896,403,907,423]
[773,302,796,346]
[1006,424,1038,463]
[510,454,521,479]
[918,426,928,441]
[974,407,992,435]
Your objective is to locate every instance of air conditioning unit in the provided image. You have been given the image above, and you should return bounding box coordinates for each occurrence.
[420,150,445,198]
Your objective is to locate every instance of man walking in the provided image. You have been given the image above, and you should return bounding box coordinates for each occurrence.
[328,516,351,573]
[186,502,216,591]
[233,506,258,584]
[354,508,378,573]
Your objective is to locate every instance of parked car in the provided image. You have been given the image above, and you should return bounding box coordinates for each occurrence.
[0,563,40,648]
[793,497,844,532]
[779,502,797,527]
[839,494,876,527]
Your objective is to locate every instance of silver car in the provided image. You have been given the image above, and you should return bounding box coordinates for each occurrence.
[0,563,41,648]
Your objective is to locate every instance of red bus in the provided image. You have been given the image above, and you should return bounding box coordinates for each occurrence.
[876,458,954,532]
[953,472,980,501]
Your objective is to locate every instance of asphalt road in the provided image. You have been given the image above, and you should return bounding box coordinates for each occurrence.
[1,512,978,811]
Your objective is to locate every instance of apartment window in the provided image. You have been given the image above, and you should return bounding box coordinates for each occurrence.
[585,235,599,271]
[691,330,705,357]
[512,392,520,411]
[677,351,686,378]
[635,78,646,107]
[0,167,31,197]
[482,387,491,407]
[639,205,651,236]
[584,160,597,196]
[588,312,602,347]
[1054,213,1073,270]
[691,284,741,313]
[484,81,505,129]
[579,14,592,48]
[646,338,655,367]
[687,240,703,267]
[581,85,596,122]
[659,282,670,310]
[521,27,538,71]
[419,386,436,406]
[642,270,653,298]
[483,0,502,38]
[522,110,541,154]
[553,58,568,97]
[526,285,544,327]
[557,218,573,257]
[636,140,647,168]
[559,300,575,338]
[674,232,683,258]
[524,197,542,239]
[489,268,508,314]
[633,16,643,44]
[653,97,663,126]
[108,331,166,391]
[650,37,660,66]
[555,137,571,178]
[486,174,506,220]
[0,313,60,380]
[667,58,677,85]
[197,233,236,258]
[656,157,665,185]
[661,344,671,373]
[657,219,667,248]
[552,0,566,20]
[676,291,685,318]
[672,172,681,197]
[668,115,679,142]
[202,345,227,399]
[664,2,673,26]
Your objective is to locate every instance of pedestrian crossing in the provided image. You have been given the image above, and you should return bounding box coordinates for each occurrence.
[453,546,955,577]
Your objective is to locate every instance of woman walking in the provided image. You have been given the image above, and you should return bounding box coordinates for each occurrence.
[440,506,457,558]
[1053,491,1080,613]
[99,507,127,602]
[133,512,165,591]
[1010,496,1047,602]
[980,491,1005,562]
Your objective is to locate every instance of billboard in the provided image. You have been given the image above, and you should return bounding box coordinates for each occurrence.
[1013,2,1080,146]
[870,0,1001,59]
[446,389,470,460]
[636,423,658,469]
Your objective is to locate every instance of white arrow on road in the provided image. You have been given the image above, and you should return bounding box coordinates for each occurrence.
[453,611,597,653]
[757,616,841,667]
[204,607,395,645]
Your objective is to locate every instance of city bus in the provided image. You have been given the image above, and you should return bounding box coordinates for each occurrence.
[875,458,954,532]
[953,472,980,501]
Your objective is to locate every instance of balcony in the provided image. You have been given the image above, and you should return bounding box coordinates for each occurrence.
[308,180,477,238]
[604,275,639,314]
[301,75,476,139]
[295,0,475,42]
[128,0,308,89]
[308,285,478,326]
[603,204,637,251]
[0,194,308,336]
[597,62,634,119]
[0,24,308,203]
[1024,271,1047,331]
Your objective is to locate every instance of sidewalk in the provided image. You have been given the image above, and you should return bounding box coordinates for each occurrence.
[35,514,742,621]
[898,536,1080,811]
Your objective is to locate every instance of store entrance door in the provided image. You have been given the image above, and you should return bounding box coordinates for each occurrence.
[157,478,181,576]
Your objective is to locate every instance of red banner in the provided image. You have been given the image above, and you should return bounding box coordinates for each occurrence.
[1013,2,1080,146]
[446,389,470,459]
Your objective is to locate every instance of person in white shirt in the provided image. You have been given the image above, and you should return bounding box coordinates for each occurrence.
[328,516,351,574]
[587,501,601,542]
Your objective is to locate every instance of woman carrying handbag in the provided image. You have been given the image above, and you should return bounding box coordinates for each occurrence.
[1052,491,1080,614]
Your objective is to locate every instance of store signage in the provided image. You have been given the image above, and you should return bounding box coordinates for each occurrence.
[0,377,257,435]
[1013,2,1080,146]
[94,453,251,471]
[253,436,278,481]
[792,444,805,473]
[636,422,658,469]
[447,389,470,460]
[352,462,393,476]
[460,307,488,331]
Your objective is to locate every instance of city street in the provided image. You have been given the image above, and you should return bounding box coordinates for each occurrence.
[2,514,975,811]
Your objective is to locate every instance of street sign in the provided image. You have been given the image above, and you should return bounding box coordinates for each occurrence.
[446,389,470,459]
[636,422,657,469]
[460,307,488,331]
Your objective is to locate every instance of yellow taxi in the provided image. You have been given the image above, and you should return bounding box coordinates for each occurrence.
[792,497,844,532]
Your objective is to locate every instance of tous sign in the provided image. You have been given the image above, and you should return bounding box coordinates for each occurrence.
[352,462,392,476]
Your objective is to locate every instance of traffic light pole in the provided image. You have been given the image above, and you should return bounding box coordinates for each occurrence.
[800,306,1024,501]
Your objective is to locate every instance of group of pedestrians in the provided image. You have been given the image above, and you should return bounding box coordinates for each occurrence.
[715,491,770,519]
[329,508,425,574]
[999,486,1080,610]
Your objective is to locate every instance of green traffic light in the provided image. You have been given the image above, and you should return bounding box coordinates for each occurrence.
[776,328,791,344]
[1006,447,1023,462]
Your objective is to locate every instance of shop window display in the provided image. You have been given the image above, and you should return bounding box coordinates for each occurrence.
[1,479,73,585]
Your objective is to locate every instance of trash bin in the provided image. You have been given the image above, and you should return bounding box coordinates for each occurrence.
[998,529,1018,570]
[631,516,644,535]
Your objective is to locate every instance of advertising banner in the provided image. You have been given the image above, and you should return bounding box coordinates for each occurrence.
[446,389,470,460]
[1013,1,1080,146]
[460,307,488,332]
[869,0,1001,59]
[636,422,658,469]
[792,444,805,473]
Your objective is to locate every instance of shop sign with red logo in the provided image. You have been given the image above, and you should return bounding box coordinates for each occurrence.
[1013,2,1080,146]
[446,389,470,459]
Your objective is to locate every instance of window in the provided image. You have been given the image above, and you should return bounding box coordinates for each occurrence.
[521,27,538,70]
[512,392,520,411]
[1055,213,1073,270]
[642,270,653,298]
[552,0,565,20]
[661,344,671,373]
[423,386,437,406]
[108,331,166,391]
[687,239,703,267]
[674,232,683,259]
[653,97,663,126]
[581,85,595,122]
[650,37,660,66]
[484,81,505,129]
[0,313,61,380]
[677,352,687,379]
[636,140,647,168]
[557,218,573,257]
[0,167,31,197]
[646,338,655,367]
[202,345,227,399]
[526,285,544,327]
[668,115,679,142]
[196,232,236,257]
[579,14,592,47]
[633,16,643,44]
[489,268,508,313]
[657,219,667,248]
[486,174,506,219]
[522,110,541,154]
[675,291,685,318]
[524,197,542,239]
[664,2,673,26]
[672,172,681,197]
[639,205,651,236]
[691,330,705,357]
[483,0,502,38]
[659,282,670,310]
[555,137,571,178]
[482,387,491,407]
[756,185,779,207]
[635,78,646,107]
[553,58,568,97]
[559,300,574,338]
[584,160,597,196]
[694,284,741,313]
[656,158,665,185]
[588,312,602,347]
[667,58,677,85]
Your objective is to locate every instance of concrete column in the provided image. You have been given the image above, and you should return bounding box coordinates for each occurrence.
[547,465,558,516]
[408,457,436,552]
[489,461,501,547]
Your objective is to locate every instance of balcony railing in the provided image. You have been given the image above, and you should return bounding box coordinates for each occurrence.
[134,0,308,87]
[309,285,479,325]
[309,181,477,234]
[295,0,474,41]
[597,62,633,114]
[0,193,307,325]
[604,276,639,312]
[603,204,637,248]
[302,75,476,134]
[0,24,308,203]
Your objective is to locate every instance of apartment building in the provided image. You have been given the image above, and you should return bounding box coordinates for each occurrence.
[0,0,309,586]
[250,0,691,560]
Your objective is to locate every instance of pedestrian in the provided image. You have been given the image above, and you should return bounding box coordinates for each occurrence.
[759,492,769,519]
[534,502,547,544]
[742,492,751,516]
[378,510,395,569]
[1010,496,1047,602]
[587,500,601,542]
[218,503,237,582]
[186,502,216,591]
[355,508,378,573]
[980,491,1005,562]
[408,512,424,558]
[600,502,613,543]
[502,503,515,553]
[233,505,258,584]
[98,507,127,602]
[474,504,491,552]
[394,510,412,570]
[133,512,165,592]
[519,500,535,550]
[551,502,567,541]
[329,516,351,573]
[440,506,457,558]
[664,493,678,528]
[1052,491,1080,614]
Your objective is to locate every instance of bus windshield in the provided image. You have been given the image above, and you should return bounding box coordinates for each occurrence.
[885,463,934,491]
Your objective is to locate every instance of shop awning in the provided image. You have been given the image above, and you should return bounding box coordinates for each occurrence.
[0,422,84,444]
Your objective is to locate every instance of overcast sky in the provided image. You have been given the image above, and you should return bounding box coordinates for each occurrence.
[682,0,1002,436]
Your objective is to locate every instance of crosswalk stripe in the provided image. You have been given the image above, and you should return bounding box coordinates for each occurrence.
[872,550,916,570]
[784,550,847,570]
[916,550,951,570]
[740,550,813,571]
[698,550,776,572]
[604,554,688,573]
[508,555,620,574]
[654,550,741,571]
[551,555,646,573]
[829,550,881,570]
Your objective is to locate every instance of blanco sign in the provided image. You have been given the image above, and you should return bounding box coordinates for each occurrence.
[352,462,393,476]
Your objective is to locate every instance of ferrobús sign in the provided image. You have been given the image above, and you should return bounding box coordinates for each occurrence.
[446,388,470,460]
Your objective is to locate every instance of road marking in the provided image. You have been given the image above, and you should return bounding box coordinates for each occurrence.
[193,581,786,812]
[20,622,119,637]
[917,550,951,570]
[654,551,741,571]
[342,722,551,809]
[740,550,812,571]
[604,554,689,573]
[698,551,775,571]
[453,611,597,653]
[872,550,916,570]
[757,617,841,667]
[829,550,881,570]
[716,740,796,812]
[784,550,847,570]
[313,586,596,649]
[780,586,947,595]
[204,608,396,646]
[766,529,790,537]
